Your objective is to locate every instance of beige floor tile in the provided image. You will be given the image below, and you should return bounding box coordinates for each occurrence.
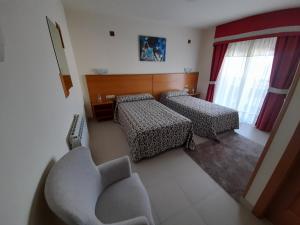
[146,179,191,223]
[235,123,269,146]
[194,190,268,225]
[174,171,221,205]
[88,120,129,164]
[161,207,207,225]
[132,159,172,188]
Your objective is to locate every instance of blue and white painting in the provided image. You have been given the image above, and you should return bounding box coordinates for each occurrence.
[139,35,166,62]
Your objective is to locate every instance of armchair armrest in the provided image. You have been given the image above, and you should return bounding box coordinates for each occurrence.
[90,215,149,225]
[97,156,132,188]
[113,216,149,225]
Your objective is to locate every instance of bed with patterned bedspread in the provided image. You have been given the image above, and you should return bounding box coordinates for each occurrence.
[160,91,239,139]
[114,93,193,162]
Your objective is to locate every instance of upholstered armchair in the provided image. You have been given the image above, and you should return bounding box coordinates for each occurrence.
[45,147,155,225]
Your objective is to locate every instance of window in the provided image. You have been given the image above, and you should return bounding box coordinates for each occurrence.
[214,37,277,124]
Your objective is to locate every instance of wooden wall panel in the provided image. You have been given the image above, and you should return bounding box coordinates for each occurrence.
[85,72,199,104]
[152,72,199,98]
[86,74,153,104]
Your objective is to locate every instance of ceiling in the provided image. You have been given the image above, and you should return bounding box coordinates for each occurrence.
[62,0,300,28]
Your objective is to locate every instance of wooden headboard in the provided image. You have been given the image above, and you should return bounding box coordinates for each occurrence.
[85,72,199,104]
[152,73,198,98]
[86,74,153,104]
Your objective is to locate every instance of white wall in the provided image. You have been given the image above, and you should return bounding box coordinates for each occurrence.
[197,26,215,97]
[245,73,300,206]
[64,10,202,116]
[0,0,85,224]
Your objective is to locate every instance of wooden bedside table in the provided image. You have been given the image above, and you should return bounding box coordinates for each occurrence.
[92,100,114,121]
[189,92,201,98]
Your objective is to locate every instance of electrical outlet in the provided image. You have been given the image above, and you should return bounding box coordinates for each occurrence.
[106,95,115,100]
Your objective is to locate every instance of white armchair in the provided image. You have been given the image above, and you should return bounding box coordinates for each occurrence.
[45,147,155,225]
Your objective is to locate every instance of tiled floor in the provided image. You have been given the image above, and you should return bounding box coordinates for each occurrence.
[88,120,270,225]
[236,123,269,146]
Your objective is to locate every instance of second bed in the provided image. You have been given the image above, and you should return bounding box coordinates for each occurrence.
[160,91,239,139]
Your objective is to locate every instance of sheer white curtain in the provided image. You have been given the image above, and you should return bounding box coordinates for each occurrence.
[214,37,277,124]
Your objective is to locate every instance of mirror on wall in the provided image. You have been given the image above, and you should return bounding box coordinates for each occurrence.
[46,16,73,97]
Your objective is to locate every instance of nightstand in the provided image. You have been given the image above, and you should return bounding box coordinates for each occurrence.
[92,100,114,121]
[189,92,201,98]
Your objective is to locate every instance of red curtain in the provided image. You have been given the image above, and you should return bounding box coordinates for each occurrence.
[205,43,228,102]
[256,35,300,132]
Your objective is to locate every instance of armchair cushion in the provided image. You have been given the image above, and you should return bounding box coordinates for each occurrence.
[98,156,132,189]
[95,173,154,225]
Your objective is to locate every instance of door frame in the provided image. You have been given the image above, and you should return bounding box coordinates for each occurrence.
[253,122,300,217]
[243,62,300,217]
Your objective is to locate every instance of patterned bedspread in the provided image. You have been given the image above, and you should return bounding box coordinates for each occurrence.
[161,96,239,139]
[115,99,193,162]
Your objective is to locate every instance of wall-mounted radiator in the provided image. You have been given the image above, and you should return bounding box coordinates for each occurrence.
[67,114,89,150]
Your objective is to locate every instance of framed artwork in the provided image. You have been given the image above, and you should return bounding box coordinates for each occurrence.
[139,35,166,62]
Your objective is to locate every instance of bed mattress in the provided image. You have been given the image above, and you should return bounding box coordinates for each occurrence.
[161,95,239,139]
[115,96,193,162]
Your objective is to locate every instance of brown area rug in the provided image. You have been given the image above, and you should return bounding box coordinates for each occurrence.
[185,131,263,201]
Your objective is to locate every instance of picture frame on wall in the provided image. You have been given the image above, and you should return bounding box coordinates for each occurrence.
[139,35,166,62]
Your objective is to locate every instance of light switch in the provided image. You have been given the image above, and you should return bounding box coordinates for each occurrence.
[94,68,108,74]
